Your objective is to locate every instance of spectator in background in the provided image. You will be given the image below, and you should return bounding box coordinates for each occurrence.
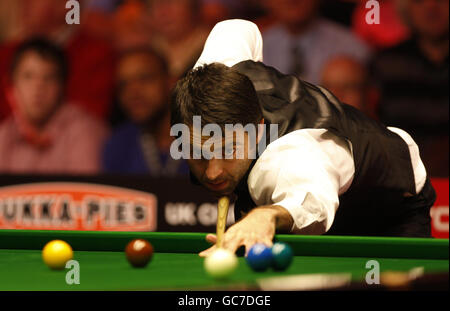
[371,0,449,177]
[102,48,189,176]
[82,0,121,44]
[0,0,22,121]
[321,55,378,120]
[201,0,231,29]
[113,0,154,52]
[262,0,371,84]
[0,0,116,121]
[148,0,210,78]
[0,38,108,174]
[0,0,21,43]
[352,0,410,50]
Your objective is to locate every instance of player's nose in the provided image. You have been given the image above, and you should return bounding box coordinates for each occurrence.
[205,159,224,181]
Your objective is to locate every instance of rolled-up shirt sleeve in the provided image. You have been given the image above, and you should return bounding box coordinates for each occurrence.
[248,129,355,234]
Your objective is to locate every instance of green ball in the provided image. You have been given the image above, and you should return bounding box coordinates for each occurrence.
[271,242,293,271]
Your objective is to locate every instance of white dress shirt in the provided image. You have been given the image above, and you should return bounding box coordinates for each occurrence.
[247,128,427,234]
[195,19,428,234]
[194,19,263,69]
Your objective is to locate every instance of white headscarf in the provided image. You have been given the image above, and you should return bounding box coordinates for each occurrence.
[194,19,263,69]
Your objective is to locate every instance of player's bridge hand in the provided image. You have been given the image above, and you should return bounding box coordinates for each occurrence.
[198,208,278,257]
[198,234,219,258]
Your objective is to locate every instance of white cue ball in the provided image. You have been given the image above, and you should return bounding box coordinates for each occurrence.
[204,248,238,279]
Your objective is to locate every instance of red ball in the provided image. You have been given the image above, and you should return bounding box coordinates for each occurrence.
[125,239,153,268]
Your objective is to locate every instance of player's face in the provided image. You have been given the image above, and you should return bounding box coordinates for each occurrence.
[407,0,449,40]
[12,51,63,127]
[187,132,255,197]
[117,53,169,124]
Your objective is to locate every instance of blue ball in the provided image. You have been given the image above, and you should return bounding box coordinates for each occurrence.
[246,243,273,272]
[271,242,293,271]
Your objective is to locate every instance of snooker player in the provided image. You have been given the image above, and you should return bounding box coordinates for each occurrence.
[169,20,436,257]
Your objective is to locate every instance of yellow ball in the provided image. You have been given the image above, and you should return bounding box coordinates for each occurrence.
[42,240,73,270]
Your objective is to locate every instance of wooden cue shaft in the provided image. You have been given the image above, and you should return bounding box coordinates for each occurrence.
[216,196,230,249]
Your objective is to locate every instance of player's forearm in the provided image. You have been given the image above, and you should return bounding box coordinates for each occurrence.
[249,205,294,233]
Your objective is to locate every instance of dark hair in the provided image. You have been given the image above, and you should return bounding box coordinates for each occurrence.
[118,47,169,76]
[10,37,68,82]
[170,63,262,129]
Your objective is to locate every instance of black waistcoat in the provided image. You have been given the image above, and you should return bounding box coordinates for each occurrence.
[230,60,435,236]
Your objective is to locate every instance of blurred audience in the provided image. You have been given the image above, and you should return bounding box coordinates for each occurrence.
[86,0,121,12]
[262,0,372,84]
[371,0,449,177]
[113,0,154,52]
[234,0,268,21]
[0,0,447,179]
[148,0,210,78]
[201,0,231,29]
[0,0,116,121]
[0,38,108,174]
[0,0,21,43]
[320,0,357,27]
[82,0,120,43]
[352,0,410,50]
[321,55,378,120]
[102,48,189,176]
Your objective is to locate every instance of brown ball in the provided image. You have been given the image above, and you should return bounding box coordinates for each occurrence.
[125,239,153,268]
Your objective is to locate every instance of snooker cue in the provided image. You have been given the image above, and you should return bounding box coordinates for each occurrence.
[216,196,230,248]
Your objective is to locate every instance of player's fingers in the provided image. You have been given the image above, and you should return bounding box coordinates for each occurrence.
[225,241,241,255]
[205,234,217,244]
[243,239,258,257]
[260,238,274,248]
[223,235,243,255]
[241,236,274,257]
[199,245,216,258]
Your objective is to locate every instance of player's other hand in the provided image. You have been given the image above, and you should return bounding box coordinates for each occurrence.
[199,206,292,257]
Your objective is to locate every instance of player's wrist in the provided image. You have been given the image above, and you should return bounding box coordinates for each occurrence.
[273,205,294,232]
[249,205,293,232]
